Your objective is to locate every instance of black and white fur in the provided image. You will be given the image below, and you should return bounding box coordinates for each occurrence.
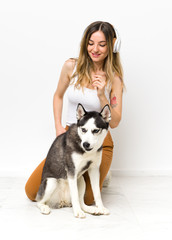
[36,104,111,218]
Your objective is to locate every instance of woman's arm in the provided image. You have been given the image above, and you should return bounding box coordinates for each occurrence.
[92,74,123,129]
[53,58,75,136]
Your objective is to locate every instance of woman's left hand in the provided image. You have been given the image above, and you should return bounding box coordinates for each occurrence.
[92,73,106,98]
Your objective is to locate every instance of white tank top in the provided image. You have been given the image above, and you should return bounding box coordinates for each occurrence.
[66,65,111,126]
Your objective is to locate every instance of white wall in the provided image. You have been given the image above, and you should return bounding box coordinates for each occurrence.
[0,0,172,177]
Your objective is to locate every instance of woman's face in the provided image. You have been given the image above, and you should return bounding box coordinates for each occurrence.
[87,30,108,63]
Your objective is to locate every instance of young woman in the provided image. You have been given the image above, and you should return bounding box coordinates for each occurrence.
[25,21,124,205]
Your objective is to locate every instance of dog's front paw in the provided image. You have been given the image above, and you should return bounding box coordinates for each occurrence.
[93,206,110,215]
[40,205,51,215]
[74,208,86,218]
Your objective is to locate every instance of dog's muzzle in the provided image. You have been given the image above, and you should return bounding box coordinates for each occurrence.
[83,142,93,151]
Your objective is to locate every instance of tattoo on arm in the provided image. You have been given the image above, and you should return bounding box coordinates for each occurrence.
[110,95,117,108]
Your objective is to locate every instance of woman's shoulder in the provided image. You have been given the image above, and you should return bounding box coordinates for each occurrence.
[111,72,124,92]
[63,58,77,77]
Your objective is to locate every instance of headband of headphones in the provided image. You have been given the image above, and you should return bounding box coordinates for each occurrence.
[113,27,121,53]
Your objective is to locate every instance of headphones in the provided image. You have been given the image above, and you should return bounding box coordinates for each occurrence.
[113,27,121,53]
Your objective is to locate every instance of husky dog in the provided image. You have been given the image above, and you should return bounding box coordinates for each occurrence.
[36,103,111,218]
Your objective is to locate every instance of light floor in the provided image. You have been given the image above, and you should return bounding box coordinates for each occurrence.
[0,176,172,240]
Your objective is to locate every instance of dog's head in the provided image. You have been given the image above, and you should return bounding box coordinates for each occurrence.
[76,104,111,152]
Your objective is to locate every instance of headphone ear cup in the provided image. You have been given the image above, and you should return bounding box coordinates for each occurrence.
[113,38,117,53]
[113,38,121,53]
[113,28,121,53]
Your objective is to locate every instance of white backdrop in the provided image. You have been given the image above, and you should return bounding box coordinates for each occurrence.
[0,0,172,177]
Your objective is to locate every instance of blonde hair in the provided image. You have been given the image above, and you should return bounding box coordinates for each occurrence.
[71,21,124,90]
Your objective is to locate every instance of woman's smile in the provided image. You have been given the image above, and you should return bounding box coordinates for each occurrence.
[92,53,101,58]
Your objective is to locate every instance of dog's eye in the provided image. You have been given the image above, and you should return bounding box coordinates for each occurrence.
[81,128,87,133]
[92,129,100,134]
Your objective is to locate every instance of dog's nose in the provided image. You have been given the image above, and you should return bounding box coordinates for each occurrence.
[83,142,90,150]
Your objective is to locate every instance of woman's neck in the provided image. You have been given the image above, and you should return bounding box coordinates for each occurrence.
[92,61,104,72]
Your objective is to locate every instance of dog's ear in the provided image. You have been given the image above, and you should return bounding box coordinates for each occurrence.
[76,104,87,120]
[100,105,111,123]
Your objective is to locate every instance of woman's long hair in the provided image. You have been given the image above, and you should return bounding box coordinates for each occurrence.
[71,21,124,90]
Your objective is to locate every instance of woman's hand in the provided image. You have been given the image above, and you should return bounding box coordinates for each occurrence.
[91,72,106,98]
[56,125,66,137]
